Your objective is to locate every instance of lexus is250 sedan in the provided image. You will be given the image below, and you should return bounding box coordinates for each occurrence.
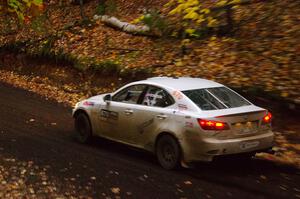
[73,77,274,169]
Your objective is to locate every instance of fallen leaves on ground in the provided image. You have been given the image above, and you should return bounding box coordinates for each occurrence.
[256,131,300,169]
[0,0,299,104]
[0,155,78,198]
[183,181,192,185]
[110,187,121,194]
[0,0,299,175]
[0,69,114,107]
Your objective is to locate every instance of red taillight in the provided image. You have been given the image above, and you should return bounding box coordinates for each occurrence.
[198,119,229,130]
[263,112,272,123]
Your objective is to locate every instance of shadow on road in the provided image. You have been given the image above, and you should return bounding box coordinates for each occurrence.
[86,134,299,175]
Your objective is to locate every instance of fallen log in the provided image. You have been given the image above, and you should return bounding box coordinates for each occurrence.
[93,15,152,36]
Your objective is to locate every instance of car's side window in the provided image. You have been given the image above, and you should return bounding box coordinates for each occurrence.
[142,86,174,107]
[112,84,146,104]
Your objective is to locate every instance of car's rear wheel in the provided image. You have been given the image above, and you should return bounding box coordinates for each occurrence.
[74,113,92,143]
[156,135,181,170]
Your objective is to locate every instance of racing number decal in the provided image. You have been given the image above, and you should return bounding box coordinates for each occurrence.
[100,109,119,122]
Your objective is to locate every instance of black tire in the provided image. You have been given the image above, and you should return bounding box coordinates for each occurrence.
[156,135,181,170]
[74,113,92,143]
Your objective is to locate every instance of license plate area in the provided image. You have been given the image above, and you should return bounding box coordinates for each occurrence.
[240,141,260,150]
[233,121,258,134]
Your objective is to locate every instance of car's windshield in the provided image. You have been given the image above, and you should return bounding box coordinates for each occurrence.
[182,87,251,110]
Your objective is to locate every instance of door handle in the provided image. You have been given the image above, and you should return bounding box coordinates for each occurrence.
[156,114,167,120]
[124,109,133,115]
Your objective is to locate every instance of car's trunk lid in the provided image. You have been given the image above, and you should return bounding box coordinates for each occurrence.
[198,105,268,139]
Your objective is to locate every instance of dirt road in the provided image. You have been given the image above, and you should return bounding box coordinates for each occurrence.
[0,82,299,198]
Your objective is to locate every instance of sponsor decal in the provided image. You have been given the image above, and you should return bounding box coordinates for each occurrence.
[83,101,95,106]
[137,118,154,134]
[185,122,194,128]
[172,91,183,100]
[100,109,119,122]
[178,104,188,110]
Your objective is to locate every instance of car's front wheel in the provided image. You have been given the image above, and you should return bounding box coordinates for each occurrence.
[74,113,92,143]
[156,135,181,170]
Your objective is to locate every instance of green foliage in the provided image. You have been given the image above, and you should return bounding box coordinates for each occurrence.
[40,37,55,56]
[30,14,47,32]
[105,0,117,14]
[96,3,106,15]
[133,9,169,36]
[96,0,117,15]
[73,57,120,74]
[1,0,44,22]
[91,59,120,74]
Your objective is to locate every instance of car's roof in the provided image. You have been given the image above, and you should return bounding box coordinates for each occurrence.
[136,77,224,91]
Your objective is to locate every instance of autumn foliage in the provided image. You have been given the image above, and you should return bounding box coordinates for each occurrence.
[165,0,240,36]
[0,0,44,22]
[0,0,299,170]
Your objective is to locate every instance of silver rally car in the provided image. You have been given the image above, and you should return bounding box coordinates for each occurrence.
[73,77,274,169]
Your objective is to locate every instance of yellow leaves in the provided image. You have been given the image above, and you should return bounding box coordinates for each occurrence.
[210,36,217,41]
[111,187,121,194]
[169,4,186,15]
[207,17,218,27]
[196,15,205,24]
[216,0,240,7]
[185,0,199,6]
[185,28,195,35]
[256,132,300,169]
[169,0,200,15]
[181,38,191,45]
[175,60,184,67]
[131,15,145,24]
[166,0,220,36]
[229,0,241,4]
[200,8,210,14]
[184,7,199,14]
[216,0,228,7]
[183,11,198,20]
[281,92,289,97]
[164,0,175,7]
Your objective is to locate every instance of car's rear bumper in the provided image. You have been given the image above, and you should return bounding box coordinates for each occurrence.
[181,131,274,162]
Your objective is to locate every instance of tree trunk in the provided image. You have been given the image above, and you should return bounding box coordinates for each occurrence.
[79,0,85,20]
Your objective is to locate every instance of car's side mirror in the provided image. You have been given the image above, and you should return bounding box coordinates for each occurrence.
[104,94,112,103]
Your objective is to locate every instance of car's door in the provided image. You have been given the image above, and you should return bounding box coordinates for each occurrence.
[97,84,147,142]
[125,86,176,147]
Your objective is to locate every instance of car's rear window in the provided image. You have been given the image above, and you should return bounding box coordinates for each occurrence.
[182,87,251,110]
